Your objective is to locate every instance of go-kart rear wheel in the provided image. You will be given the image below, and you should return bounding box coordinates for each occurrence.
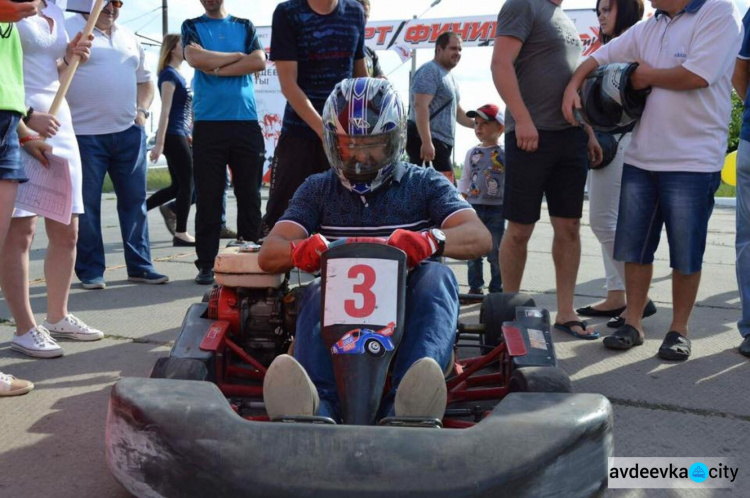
[150,357,209,381]
[480,292,536,348]
[509,366,572,393]
[365,339,385,357]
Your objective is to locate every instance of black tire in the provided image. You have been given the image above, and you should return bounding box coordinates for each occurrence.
[365,339,385,357]
[150,357,209,381]
[509,366,572,393]
[480,292,536,348]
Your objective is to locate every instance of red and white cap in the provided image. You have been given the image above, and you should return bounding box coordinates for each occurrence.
[466,104,504,125]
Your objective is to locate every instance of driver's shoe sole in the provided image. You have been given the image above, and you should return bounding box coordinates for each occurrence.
[263,354,319,421]
[395,357,447,420]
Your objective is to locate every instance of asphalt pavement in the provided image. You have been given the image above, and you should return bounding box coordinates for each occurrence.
[0,189,747,498]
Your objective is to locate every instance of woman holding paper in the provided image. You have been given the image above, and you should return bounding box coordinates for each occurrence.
[1,0,103,360]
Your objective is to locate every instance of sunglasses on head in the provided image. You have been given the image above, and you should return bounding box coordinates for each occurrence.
[107,1,123,8]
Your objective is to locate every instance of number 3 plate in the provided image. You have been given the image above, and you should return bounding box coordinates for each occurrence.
[323,258,398,326]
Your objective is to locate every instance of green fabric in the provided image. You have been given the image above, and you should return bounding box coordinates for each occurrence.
[0,24,26,114]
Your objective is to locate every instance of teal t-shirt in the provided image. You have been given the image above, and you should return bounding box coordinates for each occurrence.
[181,15,263,122]
[0,24,26,114]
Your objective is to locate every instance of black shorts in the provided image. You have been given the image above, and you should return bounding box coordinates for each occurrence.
[503,127,589,224]
[405,120,453,172]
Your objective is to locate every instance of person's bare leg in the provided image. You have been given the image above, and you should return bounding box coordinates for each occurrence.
[623,262,653,340]
[550,216,594,336]
[670,269,701,336]
[0,180,17,247]
[587,290,627,311]
[0,216,37,335]
[499,221,534,292]
[43,216,78,323]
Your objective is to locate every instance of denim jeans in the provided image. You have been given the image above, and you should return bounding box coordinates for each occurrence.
[614,164,721,275]
[294,261,458,421]
[736,139,750,338]
[75,125,155,281]
[467,204,504,292]
[0,111,25,182]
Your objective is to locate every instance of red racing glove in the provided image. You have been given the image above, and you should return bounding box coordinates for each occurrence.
[386,229,438,267]
[290,234,330,272]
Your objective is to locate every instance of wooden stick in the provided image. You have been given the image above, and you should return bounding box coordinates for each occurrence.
[49,0,105,117]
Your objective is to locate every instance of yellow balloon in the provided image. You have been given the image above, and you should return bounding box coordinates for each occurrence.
[722,150,737,187]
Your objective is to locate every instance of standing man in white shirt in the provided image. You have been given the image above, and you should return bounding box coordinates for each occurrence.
[563,0,742,360]
[66,0,167,289]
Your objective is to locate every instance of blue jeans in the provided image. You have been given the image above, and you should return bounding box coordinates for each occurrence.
[75,125,155,281]
[614,164,720,275]
[737,140,750,338]
[467,204,504,292]
[294,261,458,421]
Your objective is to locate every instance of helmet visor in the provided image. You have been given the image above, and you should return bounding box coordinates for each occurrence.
[333,131,398,183]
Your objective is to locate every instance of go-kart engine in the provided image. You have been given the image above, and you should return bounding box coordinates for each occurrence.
[207,285,299,366]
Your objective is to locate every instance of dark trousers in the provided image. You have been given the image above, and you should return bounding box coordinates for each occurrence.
[405,121,453,172]
[261,130,329,236]
[192,120,265,270]
[146,133,194,233]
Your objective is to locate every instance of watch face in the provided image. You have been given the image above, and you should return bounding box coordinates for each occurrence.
[431,229,446,242]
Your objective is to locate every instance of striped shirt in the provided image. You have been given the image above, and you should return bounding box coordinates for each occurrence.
[279,163,472,239]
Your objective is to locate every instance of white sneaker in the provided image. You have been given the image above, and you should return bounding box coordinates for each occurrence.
[0,371,34,397]
[263,354,319,421]
[10,326,64,358]
[395,357,447,420]
[43,314,104,341]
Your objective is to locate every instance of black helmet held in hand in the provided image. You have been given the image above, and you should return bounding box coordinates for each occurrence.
[580,62,650,131]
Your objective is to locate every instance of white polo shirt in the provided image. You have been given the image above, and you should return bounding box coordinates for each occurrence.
[592,0,742,173]
[65,15,152,136]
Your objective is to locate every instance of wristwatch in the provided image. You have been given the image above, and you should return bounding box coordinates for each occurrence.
[429,228,446,257]
[137,107,150,119]
[22,106,34,124]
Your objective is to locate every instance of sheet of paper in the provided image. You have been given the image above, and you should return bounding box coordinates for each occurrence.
[16,151,73,225]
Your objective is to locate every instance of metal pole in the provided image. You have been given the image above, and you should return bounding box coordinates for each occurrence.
[162,0,168,36]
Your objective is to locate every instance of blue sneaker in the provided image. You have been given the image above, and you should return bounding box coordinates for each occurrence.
[128,270,169,285]
[81,277,106,290]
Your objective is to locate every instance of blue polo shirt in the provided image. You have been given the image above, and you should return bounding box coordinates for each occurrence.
[181,15,263,122]
[279,163,472,238]
[740,8,750,141]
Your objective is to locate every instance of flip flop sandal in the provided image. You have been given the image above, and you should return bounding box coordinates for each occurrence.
[603,324,644,350]
[606,300,658,328]
[657,331,691,361]
[553,320,599,340]
[576,305,626,318]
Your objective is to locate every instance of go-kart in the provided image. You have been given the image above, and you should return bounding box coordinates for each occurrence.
[105,240,613,497]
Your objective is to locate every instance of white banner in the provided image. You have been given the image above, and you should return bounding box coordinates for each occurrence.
[255,10,600,178]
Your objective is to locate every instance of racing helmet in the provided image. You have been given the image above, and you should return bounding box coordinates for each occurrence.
[322,77,406,195]
[580,62,650,131]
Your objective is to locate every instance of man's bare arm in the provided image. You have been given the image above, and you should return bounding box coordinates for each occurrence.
[184,43,243,72]
[442,209,492,260]
[214,49,267,77]
[276,60,324,139]
[258,221,308,273]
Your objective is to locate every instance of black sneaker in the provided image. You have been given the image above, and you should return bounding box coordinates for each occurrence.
[195,268,214,285]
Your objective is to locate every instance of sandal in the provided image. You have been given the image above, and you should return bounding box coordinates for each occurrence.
[553,320,599,340]
[657,331,691,361]
[603,324,644,350]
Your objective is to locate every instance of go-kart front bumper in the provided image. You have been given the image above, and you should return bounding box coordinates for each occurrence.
[106,378,613,497]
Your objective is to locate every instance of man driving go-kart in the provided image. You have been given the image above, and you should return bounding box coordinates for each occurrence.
[258,77,492,423]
